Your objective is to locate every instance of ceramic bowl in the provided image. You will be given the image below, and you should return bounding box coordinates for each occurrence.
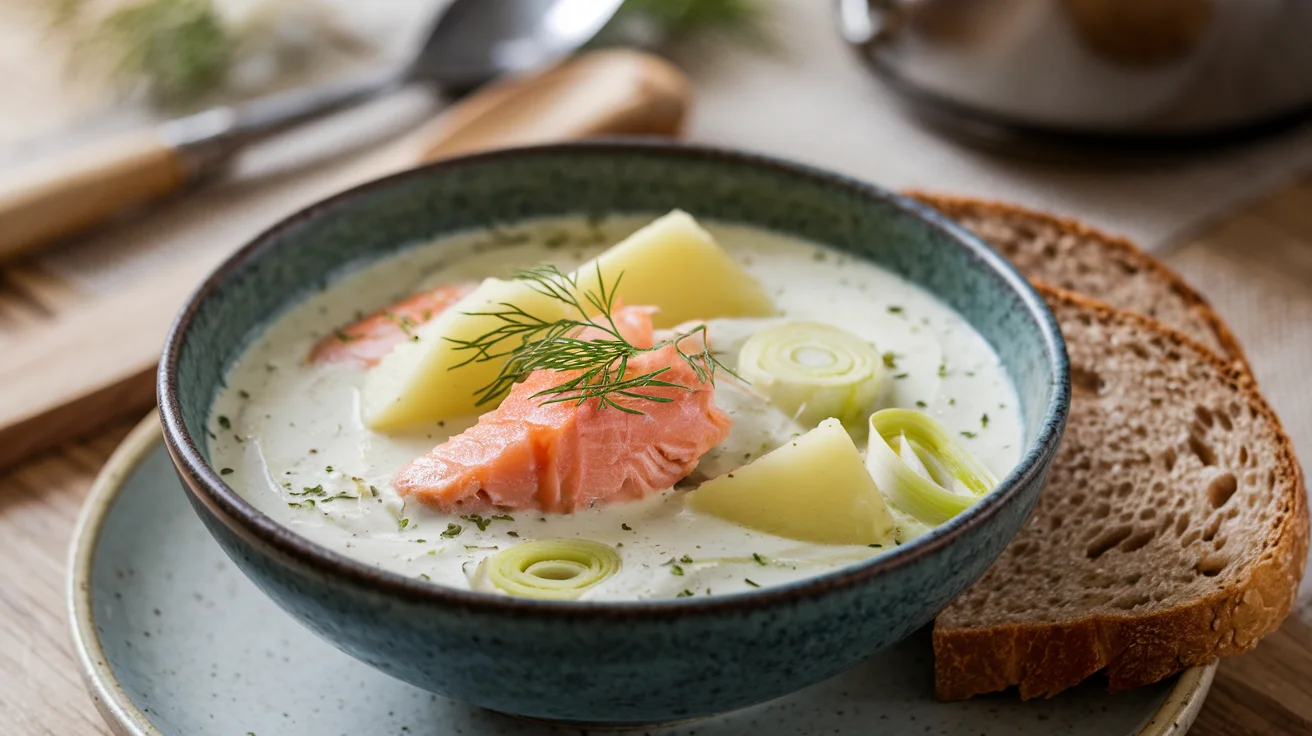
[158,141,1070,726]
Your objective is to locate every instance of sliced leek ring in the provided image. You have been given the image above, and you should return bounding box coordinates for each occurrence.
[484,539,620,599]
[737,322,883,427]
[866,409,999,525]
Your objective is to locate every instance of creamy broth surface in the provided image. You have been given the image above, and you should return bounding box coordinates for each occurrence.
[209,217,1024,600]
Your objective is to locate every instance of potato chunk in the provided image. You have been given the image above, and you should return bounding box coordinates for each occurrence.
[687,418,896,545]
[362,278,567,429]
[574,210,777,328]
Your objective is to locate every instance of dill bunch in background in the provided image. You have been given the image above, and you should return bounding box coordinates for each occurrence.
[41,0,769,109]
[49,0,234,106]
[612,0,771,45]
[90,0,232,106]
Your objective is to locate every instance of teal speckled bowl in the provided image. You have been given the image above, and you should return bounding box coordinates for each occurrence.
[158,141,1070,726]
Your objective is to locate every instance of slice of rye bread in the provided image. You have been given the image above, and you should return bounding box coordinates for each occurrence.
[932,286,1308,701]
[907,192,1249,371]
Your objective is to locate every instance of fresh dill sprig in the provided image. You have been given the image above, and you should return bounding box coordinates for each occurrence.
[611,0,771,46]
[445,264,733,414]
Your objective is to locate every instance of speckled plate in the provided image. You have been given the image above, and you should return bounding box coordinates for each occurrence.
[69,416,1215,736]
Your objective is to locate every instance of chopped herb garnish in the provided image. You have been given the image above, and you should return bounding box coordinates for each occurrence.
[461,514,493,531]
[752,553,767,566]
[320,493,356,503]
[464,545,498,551]
[868,543,883,548]
[217,415,231,430]
[334,330,361,343]
[440,523,463,539]
[887,305,904,314]
[621,523,632,531]
[369,485,379,498]
[287,499,315,509]
[324,465,334,473]
[882,352,898,369]
[385,312,418,336]
[676,589,695,597]
[961,431,977,439]
[915,400,927,408]
[414,539,427,544]
[744,578,760,588]
[671,564,685,576]
[893,373,909,379]
[981,413,990,428]
[938,362,949,378]
[949,398,957,406]
[507,531,520,538]
[491,514,514,522]
[418,573,431,581]
[680,554,694,564]
[219,467,233,475]
[398,518,410,531]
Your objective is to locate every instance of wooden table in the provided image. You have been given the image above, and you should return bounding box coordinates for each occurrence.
[2,179,1311,735]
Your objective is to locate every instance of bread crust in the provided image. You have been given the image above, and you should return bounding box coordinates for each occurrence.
[905,191,1251,374]
[932,287,1308,701]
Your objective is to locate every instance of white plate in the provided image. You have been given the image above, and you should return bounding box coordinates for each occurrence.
[68,416,1214,735]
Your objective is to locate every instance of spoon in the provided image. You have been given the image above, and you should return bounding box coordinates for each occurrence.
[0,0,625,261]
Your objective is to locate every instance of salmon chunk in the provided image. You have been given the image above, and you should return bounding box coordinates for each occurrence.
[308,283,476,369]
[392,308,732,513]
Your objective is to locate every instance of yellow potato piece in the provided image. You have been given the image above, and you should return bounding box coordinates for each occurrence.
[687,418,896,546]
[574,210,777,328]
[362,278,567,429]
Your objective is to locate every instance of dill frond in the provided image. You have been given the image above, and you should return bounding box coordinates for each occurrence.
[446,264,734,413]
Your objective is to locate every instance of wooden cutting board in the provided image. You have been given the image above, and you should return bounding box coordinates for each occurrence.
[0,49,690,470]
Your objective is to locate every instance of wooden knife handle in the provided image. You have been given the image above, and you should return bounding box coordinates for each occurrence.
[0,131,189,260]
[417,49,691,162]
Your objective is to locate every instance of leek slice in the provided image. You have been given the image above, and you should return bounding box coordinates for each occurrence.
[737,322,883,427]
[866,409,999,525]
[484,539,620,599]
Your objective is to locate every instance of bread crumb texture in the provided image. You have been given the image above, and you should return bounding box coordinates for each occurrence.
[933,287,1308,701]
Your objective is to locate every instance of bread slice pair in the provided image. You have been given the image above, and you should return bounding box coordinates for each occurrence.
[911,194,1308,701]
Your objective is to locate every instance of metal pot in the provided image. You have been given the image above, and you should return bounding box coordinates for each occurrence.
[836,0,1312,144]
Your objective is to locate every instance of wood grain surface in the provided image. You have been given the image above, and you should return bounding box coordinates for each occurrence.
[0,181,1308,735]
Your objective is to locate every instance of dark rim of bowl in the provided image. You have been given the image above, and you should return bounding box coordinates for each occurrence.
[158,139,1070,620]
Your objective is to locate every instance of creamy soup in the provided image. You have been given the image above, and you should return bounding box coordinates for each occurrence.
[209,216,1023,600]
